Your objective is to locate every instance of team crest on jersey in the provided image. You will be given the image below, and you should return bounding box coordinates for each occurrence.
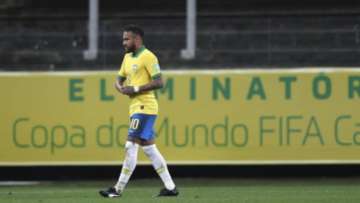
[131,64,138,72]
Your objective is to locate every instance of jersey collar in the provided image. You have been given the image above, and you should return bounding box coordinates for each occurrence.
[132,45,146,58]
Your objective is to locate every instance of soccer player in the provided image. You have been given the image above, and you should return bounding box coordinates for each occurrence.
[99,25,178,198]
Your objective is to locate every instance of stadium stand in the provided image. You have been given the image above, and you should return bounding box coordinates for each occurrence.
[0,0,360,70]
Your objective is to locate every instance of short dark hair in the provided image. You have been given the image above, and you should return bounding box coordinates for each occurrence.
[123,25,144,38]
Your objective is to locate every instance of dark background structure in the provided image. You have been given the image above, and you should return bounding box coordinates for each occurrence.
[1,0,360,70]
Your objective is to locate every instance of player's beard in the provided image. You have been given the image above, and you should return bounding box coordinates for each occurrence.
[125,44,136,53]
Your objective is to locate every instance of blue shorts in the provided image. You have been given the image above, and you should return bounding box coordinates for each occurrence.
[128,113,157,141]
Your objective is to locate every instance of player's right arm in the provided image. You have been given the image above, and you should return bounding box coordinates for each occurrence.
[114,56,128,94]
[114,76,126,93]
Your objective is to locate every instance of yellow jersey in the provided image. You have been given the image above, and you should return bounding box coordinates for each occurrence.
[118,46,161,116]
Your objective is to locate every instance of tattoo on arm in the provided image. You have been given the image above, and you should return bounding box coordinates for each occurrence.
[139,77,164,92]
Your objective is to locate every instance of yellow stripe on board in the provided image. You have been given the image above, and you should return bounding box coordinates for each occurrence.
[1,69,359,165]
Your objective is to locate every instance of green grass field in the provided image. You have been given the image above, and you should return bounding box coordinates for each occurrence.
[1,178,360,203]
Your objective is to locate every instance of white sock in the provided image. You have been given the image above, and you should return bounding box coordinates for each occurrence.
[142,144,176,190]
[114,141,139,193]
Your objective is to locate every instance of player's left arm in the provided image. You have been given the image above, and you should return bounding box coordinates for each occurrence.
[139,75,164,92]
[121,74,163,96]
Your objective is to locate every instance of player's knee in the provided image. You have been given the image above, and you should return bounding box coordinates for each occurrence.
[142,144,156,157]
[125,141,137,150]
[124,142,138,170]
[125,141,138,156]
[125,141,132,150]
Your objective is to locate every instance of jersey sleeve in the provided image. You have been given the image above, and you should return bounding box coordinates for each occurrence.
[118,56,127,80]
[144,53,161,80]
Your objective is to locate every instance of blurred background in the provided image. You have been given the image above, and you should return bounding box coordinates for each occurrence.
[1,0,360,71]
[1,0,360,181]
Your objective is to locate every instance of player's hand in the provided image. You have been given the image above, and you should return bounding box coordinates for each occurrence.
[120,86,136,96]
[114,82,123,93]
